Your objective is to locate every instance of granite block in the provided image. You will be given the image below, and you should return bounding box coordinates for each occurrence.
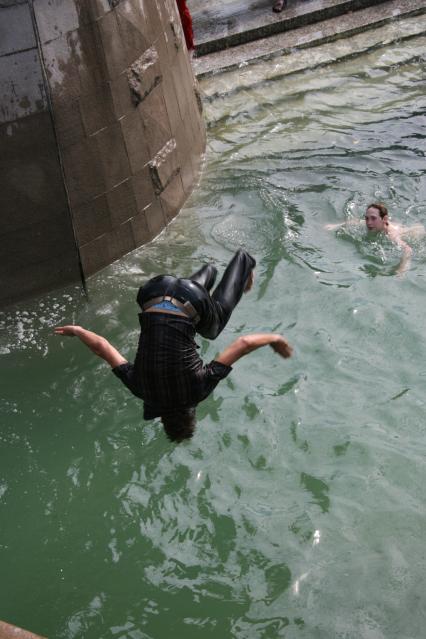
[74,0,111,25]
[177,38,194,78]
[174,112,196,164]
[0,112,70,231]
[110,73,135,118]
[144,198,167,237]
[76,23,109,95]
[132,165,155,212]
[62,137,105,206]
[162,9,184,60]
[120,109,150,174]
[0,3,36,56]
[161,68,183,133]
[145,0,163,41]
[0,50,48,124]
[1,214,77,273]
[157,0,179,26]
[171,52,193,122]
[107,178,138,226]
[42,32,82,105]
[1,252,80,308]
[79,84,115,135]
[80,219,135,273]
[93,122,131,190]
[108,219,136,261]
[53,97,85,148]
[148,138,179,194]
[180,159,196,196]
[131,209,152,246]
[126,46,162,107]
[91,0,113,20]
[159,171,185,223]
[79,234,110,274]
[121,0,152,41]
[116,2,150,66]
[72,194,112,245]
[72,0,92,26]
[97,10,127,79]
[155,30,172,71]
[33,0,80,44]
[138,84,172,157]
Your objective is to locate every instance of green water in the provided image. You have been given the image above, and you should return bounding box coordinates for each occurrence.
[1,37,426,639]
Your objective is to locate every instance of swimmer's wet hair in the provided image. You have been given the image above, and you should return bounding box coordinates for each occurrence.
[367,202,388,218]
[161,409,196,443]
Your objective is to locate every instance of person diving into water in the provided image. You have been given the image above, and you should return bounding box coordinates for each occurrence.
[325,202,425,276]
[55,250,293,443]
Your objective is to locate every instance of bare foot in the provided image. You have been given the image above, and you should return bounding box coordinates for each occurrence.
[244,270,254,293]
[272,0,287,13]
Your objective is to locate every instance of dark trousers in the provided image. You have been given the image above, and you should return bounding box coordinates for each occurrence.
[137,249,256,339]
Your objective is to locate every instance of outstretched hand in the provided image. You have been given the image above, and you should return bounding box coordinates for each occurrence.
[54,325,81,337]
[54,325,127,367]
[270,336,293,358]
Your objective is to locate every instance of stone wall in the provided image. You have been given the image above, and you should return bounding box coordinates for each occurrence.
[0,619,45,639]
[0,0,206,308]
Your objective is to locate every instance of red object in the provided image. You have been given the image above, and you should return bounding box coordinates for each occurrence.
[176,0,195,51]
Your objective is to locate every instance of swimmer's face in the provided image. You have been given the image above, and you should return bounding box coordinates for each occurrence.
[365,207,387,232]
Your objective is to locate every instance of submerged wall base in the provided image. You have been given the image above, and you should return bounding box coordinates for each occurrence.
[0,620,46,639]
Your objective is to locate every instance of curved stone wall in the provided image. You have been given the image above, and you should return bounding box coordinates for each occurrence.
[0,0,206,308]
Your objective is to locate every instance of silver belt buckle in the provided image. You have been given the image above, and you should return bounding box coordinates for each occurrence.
[183,300,200,324]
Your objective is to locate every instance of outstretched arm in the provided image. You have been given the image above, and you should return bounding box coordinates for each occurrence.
[387,229,413,276]
[324,219,362,231]
[54,325,127,368]
[215,333,293,367]
[395,240,412,276]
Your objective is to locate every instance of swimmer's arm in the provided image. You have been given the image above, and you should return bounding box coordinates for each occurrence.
[54,325,127,368]
[399,224,425,238]
[215,334,293,367]
[324,220,362,231]
[388,230,413,276]
[395,240,412,276]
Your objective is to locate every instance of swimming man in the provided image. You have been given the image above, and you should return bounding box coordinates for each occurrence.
[325,202,424,275]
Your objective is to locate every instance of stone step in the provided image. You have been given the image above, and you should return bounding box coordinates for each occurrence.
[198,16,425,107]
[193,0,426,79]
[192,0,390,56]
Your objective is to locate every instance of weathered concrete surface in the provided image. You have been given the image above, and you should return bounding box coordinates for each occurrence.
[0,620,45,639]
[0,0,206,309]
[193,0,426,78]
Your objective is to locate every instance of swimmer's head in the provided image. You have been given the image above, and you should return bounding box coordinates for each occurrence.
[365,202,389,232]
[161,408,196,443]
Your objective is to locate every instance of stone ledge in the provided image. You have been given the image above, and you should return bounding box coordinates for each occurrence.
[193,0,389,55]
[194,0,426,79]
[0,620,46,639]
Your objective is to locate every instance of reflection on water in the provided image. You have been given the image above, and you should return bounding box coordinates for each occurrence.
[1,33,426,639]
